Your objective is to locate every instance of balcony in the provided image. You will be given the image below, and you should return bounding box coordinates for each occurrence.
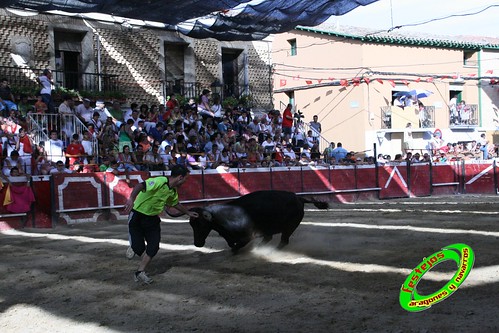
[449,104,479,128]
[381,105,435,129]
[0,65,119,97]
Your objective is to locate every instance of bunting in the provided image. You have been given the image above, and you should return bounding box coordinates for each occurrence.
[340,79,349,87]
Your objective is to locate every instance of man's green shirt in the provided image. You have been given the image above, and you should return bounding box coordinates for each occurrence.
[133,177,178,216]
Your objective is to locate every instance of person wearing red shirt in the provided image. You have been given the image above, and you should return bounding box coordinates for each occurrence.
[16,127,34,174]
[163,94,178,123]
[282,103,294,138]
[66,133,85,170]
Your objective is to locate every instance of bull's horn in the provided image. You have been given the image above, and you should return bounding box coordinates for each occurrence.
[202,211,212,221]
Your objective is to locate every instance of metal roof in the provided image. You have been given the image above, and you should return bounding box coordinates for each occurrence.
[295,25,499,50]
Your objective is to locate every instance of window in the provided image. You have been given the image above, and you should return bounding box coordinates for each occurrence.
[463,51,478,67]
[288,39,297,56]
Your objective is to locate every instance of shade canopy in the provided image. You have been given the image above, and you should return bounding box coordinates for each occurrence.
[0,0,380,40]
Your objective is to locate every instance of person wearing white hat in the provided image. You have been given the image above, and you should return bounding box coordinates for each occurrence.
[76,98,93,123]
[94,100,111,123]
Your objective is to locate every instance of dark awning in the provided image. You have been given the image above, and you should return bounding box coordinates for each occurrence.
[0,0,380,41]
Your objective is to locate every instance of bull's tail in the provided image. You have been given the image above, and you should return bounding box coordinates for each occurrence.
[300,197,329,209]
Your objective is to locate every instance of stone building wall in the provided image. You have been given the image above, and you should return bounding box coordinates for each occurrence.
[0,9,272,109]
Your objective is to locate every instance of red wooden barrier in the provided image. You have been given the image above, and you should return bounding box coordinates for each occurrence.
[409,163,431,197]
[463,161,496,194]
[379,164,409,199]
[2,161,499,229]
[431,162,460,195]
[270,167,302,192]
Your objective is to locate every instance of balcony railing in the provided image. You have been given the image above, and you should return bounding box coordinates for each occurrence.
[381,106,435,129]
[449,104,479,128]
[164,80,253,105]
[164,80,201,99]
[52,70,119,93]
[27,113,98,159]
[0,65,119,95]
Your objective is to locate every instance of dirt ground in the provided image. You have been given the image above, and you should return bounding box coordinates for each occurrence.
[1,195,499,333]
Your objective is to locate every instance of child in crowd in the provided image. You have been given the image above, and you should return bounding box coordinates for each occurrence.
[34,95,48,114]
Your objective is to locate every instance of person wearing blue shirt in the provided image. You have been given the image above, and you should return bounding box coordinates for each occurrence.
[331,142,348,162]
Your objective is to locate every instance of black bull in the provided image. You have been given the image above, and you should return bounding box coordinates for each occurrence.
[187,190,328,250]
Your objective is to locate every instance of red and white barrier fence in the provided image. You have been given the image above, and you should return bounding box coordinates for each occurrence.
[1,160,498,229]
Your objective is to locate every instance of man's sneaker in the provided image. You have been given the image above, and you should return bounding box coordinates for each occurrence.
[134,271,153,284]
[126,247,135,260]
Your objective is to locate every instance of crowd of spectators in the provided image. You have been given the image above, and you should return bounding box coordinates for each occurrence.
[1,87,356,177]
[1,78,495,178]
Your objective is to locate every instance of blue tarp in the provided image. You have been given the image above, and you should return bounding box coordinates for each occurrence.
[0,0,379,40]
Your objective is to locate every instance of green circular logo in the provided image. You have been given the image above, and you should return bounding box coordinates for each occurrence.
[399,243,474,312]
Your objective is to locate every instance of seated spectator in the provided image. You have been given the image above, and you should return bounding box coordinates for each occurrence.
[261,135,276,156]
[99,116,119,153]
[332,142,348,162]
[207,144,222,169]
[149,122,165,143]
[33,142,52,175]
[83,156,99,173]
[310,143,321,161]
[305,130,315,149]
[50,160,73,174]
[76,98,94,124]
[134,144,145,171]
[106,160,123,175]
[298,153,311,166]
[377,153,387,165]
[282,143,297,160]
[99,157,111,172]
[89,111,103,133]
[215,117,227,136]
[197,89,214,118]
[9,166,21,177]
[66,133,86,171]
[234,137,248,159]
[282,155,293,166]
[81,130,94,161]
[136,132,152,153]
[411,153,421,163]
[143,144,165,171]
[117,145,138,171]
[393,154,404,162]
[2,150,24,176]
[34,95,48,114]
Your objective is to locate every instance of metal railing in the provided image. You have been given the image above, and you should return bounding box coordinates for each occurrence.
[449,104,479,127]
[381,106,436,129]
[164,80,201,99]
[52,70,119,93]
[26,113,50,148]
[27,113,98,159]
[0,65,119,95]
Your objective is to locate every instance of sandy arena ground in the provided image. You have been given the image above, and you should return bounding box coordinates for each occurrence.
[1,195,498,333]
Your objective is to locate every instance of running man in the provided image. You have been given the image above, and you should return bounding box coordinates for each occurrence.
[123,164,198,284]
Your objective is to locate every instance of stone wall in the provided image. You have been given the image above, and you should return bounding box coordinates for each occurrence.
[0,9,272,109]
